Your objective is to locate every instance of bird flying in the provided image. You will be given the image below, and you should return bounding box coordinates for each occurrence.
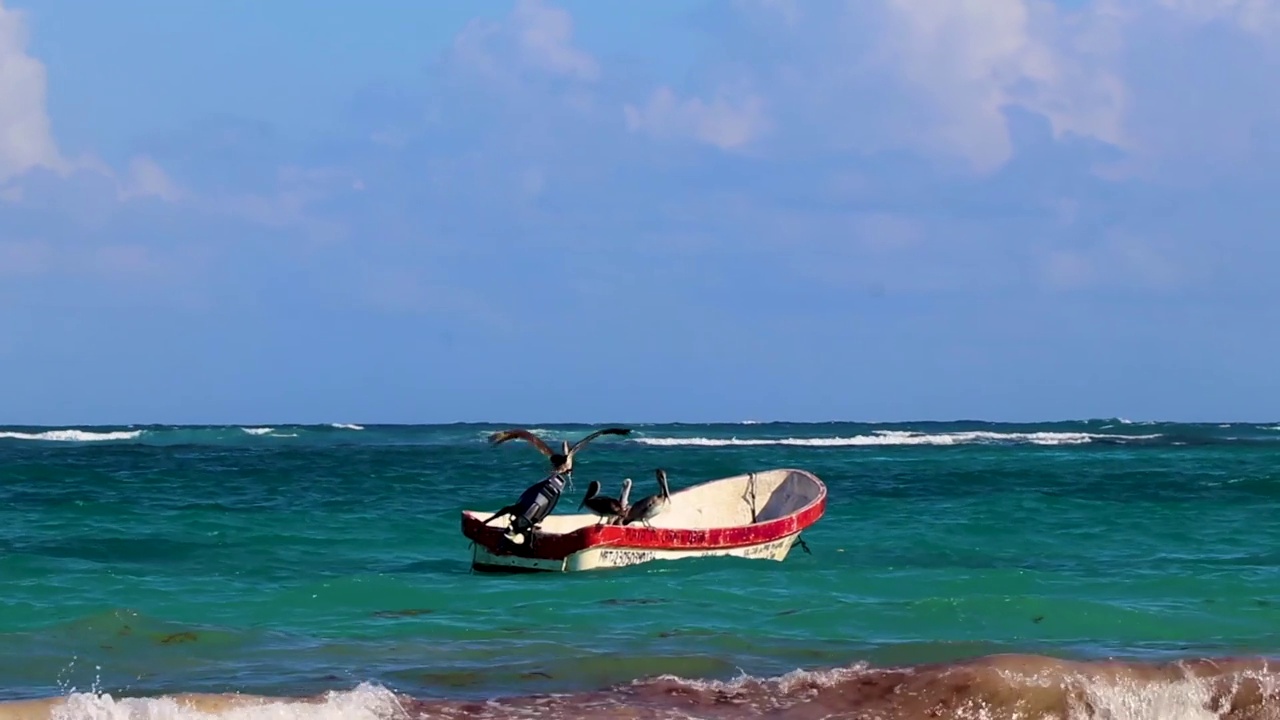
[488,427,632,477]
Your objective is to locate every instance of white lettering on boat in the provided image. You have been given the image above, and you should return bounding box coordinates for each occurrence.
[597,537,795,567]
[599,549,657,566]
[741,538,791,557]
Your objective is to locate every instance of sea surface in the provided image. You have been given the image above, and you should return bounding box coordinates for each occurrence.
[2,420,1280,719]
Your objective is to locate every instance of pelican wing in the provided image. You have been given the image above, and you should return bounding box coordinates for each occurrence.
[621,496,653,525]
[578,480,602,509]
[488,429,554,458]
[569,427,632,454]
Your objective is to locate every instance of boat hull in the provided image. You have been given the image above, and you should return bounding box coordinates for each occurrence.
[471,530,803,573]
[462,467,825,573]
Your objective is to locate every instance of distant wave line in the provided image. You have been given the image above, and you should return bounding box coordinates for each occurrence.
[0,424,366,443]
[633,430,1164,447]
[0,429,145,442]
[4,425,1274,447]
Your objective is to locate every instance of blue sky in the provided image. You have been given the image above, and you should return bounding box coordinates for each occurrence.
[1,0,1278,425]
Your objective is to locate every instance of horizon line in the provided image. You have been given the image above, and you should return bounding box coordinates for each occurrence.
[1,417,1277,428]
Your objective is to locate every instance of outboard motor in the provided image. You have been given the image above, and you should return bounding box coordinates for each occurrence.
[482,472,568,551]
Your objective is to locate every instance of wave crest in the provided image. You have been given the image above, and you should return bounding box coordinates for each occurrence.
[7,654,1280,719]
[0,430,143,442]
[633,430,1163,447]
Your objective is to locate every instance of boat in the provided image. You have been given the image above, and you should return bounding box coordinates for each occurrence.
[460,467,827,573]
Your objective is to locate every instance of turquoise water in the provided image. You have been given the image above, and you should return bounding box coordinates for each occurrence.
[2,420,1279,710]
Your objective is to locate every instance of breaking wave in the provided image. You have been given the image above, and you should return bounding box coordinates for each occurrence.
[0,424,368,446]
[6,653,1280,719]
[2,422,1277,449]
[0,429,143,442]
[633,430,1164,447]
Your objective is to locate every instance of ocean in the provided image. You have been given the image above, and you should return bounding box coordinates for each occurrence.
[1,420,1279,719]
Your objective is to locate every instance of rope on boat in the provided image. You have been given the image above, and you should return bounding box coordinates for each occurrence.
[797,535,812,555]
[743,472,760,522]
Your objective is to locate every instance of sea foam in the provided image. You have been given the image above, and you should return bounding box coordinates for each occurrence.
[633,429,1162,447]
[0,430,144,442]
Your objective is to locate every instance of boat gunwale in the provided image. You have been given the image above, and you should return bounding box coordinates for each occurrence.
[460,467,827,561]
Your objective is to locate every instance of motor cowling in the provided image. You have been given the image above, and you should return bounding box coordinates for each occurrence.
[507,473,566,538]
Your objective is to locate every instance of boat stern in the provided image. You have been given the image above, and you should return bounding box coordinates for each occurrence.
[470,543,568,573]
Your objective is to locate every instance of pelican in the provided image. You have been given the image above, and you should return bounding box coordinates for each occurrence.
[487,427,632,480]
[621,468,672,528]
[579,478,632,525]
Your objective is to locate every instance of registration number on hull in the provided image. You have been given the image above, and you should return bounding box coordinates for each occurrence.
[595,537,793,567]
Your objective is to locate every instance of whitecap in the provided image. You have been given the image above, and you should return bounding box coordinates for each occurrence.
[0,429,143,442]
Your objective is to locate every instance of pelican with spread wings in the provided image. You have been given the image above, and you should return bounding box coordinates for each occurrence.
[487,426,632,480]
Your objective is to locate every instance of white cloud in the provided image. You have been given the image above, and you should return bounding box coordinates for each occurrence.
[623,86,770,150]
[0,0,65,182]
[510,0,599,80]
[631,0,1279,177]
[117,156,182,203]
[188,166,353,243]
[874,0,1125,172]
[1098,0,1280,179]
[451,0,599,82]
[731,0,1128,172]
[4,0,1275,309]
[0,2,191,208]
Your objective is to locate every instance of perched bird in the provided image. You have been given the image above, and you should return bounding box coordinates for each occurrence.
[488,427,632,480]
[579,478,632,525]
[621,468,672,528]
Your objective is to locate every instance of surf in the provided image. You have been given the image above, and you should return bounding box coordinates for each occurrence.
[4,653,1279,719]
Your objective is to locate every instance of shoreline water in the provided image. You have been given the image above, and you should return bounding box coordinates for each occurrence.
[4,653,1280,719]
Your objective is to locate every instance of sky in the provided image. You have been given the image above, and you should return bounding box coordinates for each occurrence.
[2,0,1279,425]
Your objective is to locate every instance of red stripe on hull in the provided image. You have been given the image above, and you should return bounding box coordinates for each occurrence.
[461,489,826,562]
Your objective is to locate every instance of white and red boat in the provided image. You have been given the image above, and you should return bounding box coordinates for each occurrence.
[460,468,827,573]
